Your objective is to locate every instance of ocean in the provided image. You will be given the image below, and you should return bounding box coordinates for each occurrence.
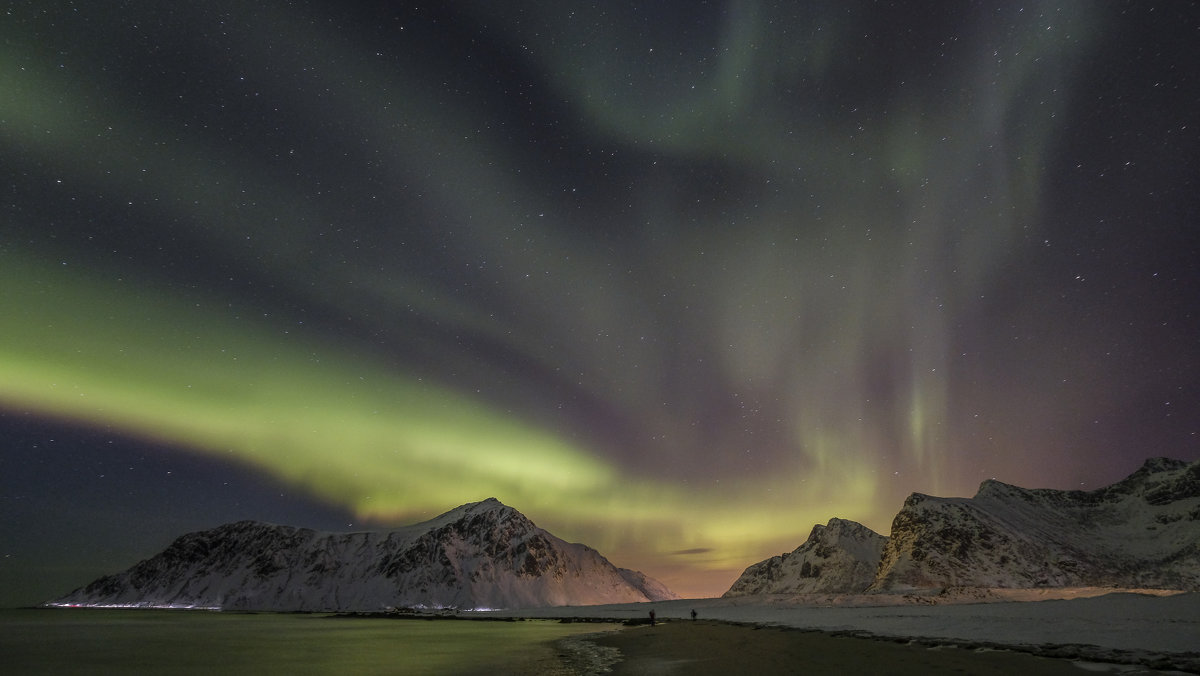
[0,608,618,675]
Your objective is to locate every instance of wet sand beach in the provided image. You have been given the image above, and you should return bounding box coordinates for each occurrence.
[590,621,1107,675]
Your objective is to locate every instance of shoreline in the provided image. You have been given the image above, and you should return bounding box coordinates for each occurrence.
[582,620,1160,676]
[482,592,1200,675]
[27,591,1200,674]
[546,619,1200,676]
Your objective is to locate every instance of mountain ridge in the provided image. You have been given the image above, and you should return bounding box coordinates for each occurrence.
[723,517,887,596]
[726,457,1200,597]
[51,497,678,611]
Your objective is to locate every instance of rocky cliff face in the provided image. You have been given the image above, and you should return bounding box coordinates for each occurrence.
[51,498,678,611]
[724,458,1200,597]
[724,518,887,596]
[869,458,1200,591]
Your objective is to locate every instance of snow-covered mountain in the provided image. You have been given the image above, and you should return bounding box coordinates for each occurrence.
[725,457,1200,596]
[724,518,887,596]
[870,457,1200,592]
[51,498,678,611]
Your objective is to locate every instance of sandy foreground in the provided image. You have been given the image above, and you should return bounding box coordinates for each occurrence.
[477,590,1200,674]
[589,620,1106,675]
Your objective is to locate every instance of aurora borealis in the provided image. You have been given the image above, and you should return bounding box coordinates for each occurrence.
[2,1,1197,605]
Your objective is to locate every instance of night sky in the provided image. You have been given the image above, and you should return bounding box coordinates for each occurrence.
[2,1,1198,606]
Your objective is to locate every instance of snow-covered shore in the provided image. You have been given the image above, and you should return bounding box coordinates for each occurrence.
[477,589,1200,670]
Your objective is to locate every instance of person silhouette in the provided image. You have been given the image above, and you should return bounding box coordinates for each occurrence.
[649,609,656,626]
[691,609,697,621]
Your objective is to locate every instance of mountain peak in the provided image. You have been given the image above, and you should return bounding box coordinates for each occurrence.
[724,517,887,597]
[474,497,510,511]
[51,497,677,610]
[729,457,1200,597]
[973,478,1027,500]
[824,517,881,534]
[870,457,1200,592]
[1139,457,1189,473]
[416,497,523,531]
[453,497,509,514]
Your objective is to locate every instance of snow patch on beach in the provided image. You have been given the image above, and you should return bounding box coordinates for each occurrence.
[555,631,623,675]
[480,591,1200,671]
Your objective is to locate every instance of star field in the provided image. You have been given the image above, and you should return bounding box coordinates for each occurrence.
[1,1,1198,604]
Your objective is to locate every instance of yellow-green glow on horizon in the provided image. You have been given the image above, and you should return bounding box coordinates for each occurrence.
[5,1,1161,604]
[1,250,899,589]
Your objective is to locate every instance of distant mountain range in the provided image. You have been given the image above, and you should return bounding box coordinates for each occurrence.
[51,458,1199,610]
[726,457,1200,596]
[51,498,677,611]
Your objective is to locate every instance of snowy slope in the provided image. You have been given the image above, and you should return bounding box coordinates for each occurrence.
[870,457,1200,591]
[51,498,678,611]
[723,458,1199,597]
[724,518,887,596]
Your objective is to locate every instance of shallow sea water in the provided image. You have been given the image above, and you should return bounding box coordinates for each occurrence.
[0,609,618,675]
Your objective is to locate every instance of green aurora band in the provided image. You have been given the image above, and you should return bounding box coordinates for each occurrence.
[8,1,1185,599]
[0,248,881,577]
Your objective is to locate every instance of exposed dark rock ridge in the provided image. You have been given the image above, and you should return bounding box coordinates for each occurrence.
[724,518,887,596]
[726,458,1200,596]
[871,458,1200,591]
